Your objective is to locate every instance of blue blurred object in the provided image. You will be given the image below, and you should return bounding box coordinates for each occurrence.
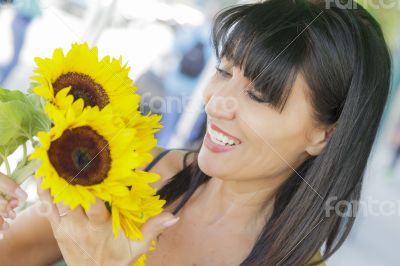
[155,24,212,148]
[13,0,42,17]
[0,0,41,85]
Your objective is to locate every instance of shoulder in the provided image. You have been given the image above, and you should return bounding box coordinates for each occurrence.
[138,147,196,190]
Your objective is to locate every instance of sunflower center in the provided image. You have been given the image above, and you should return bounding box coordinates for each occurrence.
[72,148,92,170]
[53,72,110,108]
[48,126,111,186]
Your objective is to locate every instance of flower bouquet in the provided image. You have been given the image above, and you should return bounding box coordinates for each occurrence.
[0,43,165,265]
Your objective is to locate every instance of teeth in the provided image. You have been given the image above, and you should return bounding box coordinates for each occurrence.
[207,125,237,146]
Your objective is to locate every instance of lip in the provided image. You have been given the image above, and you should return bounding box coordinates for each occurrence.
[204,132,238,153]
[203,121,242,153]
[209,122,242,145]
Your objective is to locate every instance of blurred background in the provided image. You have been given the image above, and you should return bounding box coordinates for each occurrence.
[0,0,399,265]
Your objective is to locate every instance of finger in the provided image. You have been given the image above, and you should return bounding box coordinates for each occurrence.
[7,199,19,209]
[132,212,179,252]
[55,200,86,221]
[0,199,8,217]
[0,199,18,218]
[0,218,9,232]
[7,210,16,220]
[5,199,19,219]
[86,198,110,228]
[56,201,71,217]
[0,172,27,202]
[37,184,60,225]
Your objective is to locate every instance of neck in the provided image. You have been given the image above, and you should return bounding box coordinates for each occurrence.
[193,175,284,230]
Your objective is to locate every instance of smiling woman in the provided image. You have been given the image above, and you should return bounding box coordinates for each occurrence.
[153,0,391,265]
[0,0,392,266]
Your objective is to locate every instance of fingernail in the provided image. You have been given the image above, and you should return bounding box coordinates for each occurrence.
[37,177,43,185]
[2,222,9,231]
[162,217,180,227]
[15,188,27,202]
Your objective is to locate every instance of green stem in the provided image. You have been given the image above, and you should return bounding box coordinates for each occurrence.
[3,155,11,177]
[12,159,41,185]
[29,135,38,148]
[21,142,28,166]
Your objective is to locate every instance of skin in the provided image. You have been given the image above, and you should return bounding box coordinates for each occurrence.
[0,173,28,230]
[0,58,334,265]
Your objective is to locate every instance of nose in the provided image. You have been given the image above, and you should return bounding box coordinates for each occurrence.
[203,86,238,121]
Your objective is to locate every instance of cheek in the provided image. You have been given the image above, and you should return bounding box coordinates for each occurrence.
[198,109,310,181]
[238,105,310,173]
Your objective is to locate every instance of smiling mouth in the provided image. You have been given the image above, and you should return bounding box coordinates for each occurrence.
[206,123,241,146]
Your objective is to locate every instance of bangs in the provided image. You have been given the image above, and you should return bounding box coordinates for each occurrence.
[212,4,310,111]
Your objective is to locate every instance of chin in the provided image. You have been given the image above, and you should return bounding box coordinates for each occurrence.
[197,144,234,180]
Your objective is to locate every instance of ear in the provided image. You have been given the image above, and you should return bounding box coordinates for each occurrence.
[305,125,336,156]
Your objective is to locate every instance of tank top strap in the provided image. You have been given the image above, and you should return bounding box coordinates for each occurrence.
[144,149,173,172]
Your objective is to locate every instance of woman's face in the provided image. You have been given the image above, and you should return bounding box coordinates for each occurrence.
[198,58,329,186]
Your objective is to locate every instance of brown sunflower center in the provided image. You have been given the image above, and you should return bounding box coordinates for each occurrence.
[53,72,110,108]
[48,126,111,186]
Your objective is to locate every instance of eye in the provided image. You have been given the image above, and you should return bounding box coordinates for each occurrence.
[215,66,232,78]
[244,90,267,104]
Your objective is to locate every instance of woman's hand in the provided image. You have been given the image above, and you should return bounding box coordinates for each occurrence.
[37,184,179,266]
[0,172,28,232]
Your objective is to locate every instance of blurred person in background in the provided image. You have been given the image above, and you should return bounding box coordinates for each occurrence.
[136,1,220,149]
[0,0,41,85]
[154,24,212,147]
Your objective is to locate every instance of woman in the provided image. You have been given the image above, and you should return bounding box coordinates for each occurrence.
[0,0,391,265]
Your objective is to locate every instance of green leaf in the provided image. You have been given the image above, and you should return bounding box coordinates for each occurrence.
[0,87,27,102]
[0,100,28,146]
[25,93,51,134]
[0,136,24,154]
[0,88,50,150]
[0,87,51,185]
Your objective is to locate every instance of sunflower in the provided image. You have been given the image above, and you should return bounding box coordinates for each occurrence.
[31,43,140,117]
[29,100,155,211]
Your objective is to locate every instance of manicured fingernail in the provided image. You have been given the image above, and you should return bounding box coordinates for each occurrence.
[37,177,43,185]
[2,222,9,230]
[15,188,27,202]
[162,217,180,227]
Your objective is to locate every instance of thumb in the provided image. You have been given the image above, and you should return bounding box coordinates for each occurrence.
[131,212,179,255]
[0,172,28,202]
[141,212,180,241]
